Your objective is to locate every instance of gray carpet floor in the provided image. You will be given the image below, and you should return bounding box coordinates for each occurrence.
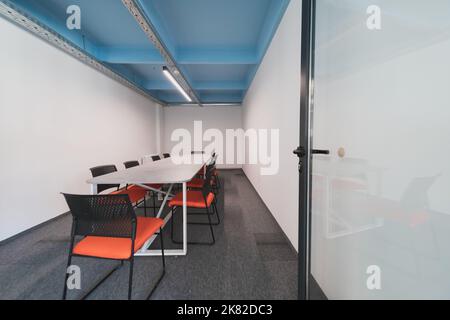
[0,170,298,300]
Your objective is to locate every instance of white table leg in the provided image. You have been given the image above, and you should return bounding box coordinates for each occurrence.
[90,184,98,195]
[135,182,187,257]
[155,184,173,219]
[182,181,187,255]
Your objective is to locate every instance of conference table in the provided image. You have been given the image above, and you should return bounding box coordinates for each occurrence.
[86,155,210,257]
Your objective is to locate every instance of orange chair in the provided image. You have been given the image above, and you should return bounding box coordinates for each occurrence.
[187,177,205,189]
[62,194,165,300]
[169,164,218,245]
[186,163,220,226]
[192,153,220,191]
[124,160,163,216]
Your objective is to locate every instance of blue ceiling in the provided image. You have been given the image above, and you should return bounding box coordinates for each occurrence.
[5,0,290,105]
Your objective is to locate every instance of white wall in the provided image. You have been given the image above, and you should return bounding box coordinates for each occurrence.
[0,18,162,241]
[163,106,243,169]
[242,0,301,251]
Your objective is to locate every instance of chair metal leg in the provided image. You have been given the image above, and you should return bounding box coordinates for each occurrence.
[143,195,147,217]
[170,207,175,242]
[128,257,134,300]
[171,206,215,245]
[215,175,221,189]
[152,191,157,217]
[213,201,220,224]
[80,262,122,300]
[160,228,166,270]
[205,206,216,245]
[187,201,220,225]
[145,228,166,300]
[62,253,73,300]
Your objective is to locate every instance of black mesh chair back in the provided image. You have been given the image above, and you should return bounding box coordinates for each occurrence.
[124,160,140,169]
[163,153,170,158]
[89,165,119,194]
[151,155,161,161]
[63,194,136,239]
[201,165,215,201]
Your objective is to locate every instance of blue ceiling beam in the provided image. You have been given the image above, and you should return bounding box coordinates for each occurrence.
[195,81,247,90]
[176,48,258,65]
[96,46,164,64]
[95,46,259,65]
[198,90,244,103]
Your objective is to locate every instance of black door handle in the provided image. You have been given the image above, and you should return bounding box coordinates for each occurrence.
[294,147,330,157]
[294,147,329,174]
[312,149,330,155]
[293,146,306,158]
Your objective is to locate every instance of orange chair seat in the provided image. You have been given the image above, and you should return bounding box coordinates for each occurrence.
[187,178,205,189]
[197,166,205,174]
[169,191,214,208]
[73,217,163,260]
[111,185,146,203]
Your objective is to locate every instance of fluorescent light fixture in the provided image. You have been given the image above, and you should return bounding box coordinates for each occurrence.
[162,66,192,102]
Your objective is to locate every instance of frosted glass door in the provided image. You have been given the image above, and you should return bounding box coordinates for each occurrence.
[311,0,450,299]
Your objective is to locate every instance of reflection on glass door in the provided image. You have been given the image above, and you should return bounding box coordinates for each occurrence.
[310,0,450,299]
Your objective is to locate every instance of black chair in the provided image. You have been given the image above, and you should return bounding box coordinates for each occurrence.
[187,158,219,197]
[210,153,221,190]
[62,194,165,300]
[90,164,148,215]
[124,160,140,169]
[169,164,218,245]
[162,153,170,158]
[89,165,120,193]
[151,155,161,161]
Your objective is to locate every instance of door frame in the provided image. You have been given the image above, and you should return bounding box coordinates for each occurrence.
[297,0,316,300]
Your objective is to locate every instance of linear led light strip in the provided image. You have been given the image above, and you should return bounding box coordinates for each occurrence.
[121,0,201,105]
[0,1,164,106]
[162,66,192,102]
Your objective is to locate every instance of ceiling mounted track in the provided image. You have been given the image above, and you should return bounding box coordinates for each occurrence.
[122,0,202,106]
[0,0,164,106]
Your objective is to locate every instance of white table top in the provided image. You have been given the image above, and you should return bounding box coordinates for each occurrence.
[86,156,209,185]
